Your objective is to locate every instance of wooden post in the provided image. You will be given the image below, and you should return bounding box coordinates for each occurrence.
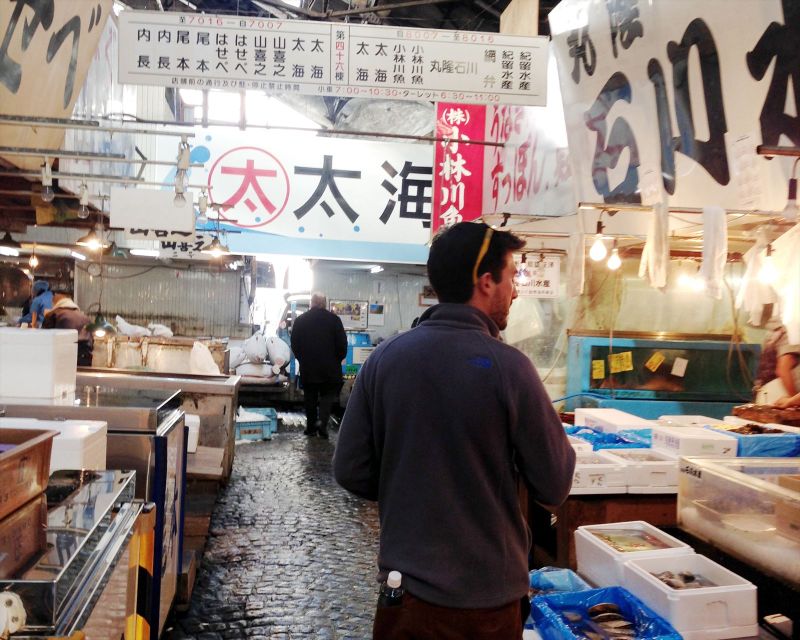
[500,0,540,37]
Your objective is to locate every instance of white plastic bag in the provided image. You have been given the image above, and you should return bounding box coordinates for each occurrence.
[189,341,221,375]
[148,322,174,338]
[116,315,151,337]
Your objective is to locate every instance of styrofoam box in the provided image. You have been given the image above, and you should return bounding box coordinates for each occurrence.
[0,417,106,472]
[567,434,593,454]
[575,520,693,587]
[185,414,200,454]
[623,553,757,640]
[0,328,77,399]
[599,448,679,493]
[652,425,737,458]
[570,451,627,495]
[574,407,655,434]
[658,415,726,429]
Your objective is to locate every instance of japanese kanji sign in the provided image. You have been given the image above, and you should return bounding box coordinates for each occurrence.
[549,0,797,212]
[516,255,561,298]
[432,103,486,232]
[0,0,112,170]
[155,127,432,245]
[118,9,549,106]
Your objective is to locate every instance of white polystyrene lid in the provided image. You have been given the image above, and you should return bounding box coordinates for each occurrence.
[0,327,77,345]
[0,418,106,441]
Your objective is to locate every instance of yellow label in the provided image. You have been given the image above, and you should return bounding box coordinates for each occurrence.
[591,359,605,379]
[645,352,666,372]
[609,351,634,374]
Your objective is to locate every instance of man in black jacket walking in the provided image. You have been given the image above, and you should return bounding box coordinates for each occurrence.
[291,292,347,439]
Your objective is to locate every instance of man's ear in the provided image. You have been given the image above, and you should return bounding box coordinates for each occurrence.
[474,271,494,296]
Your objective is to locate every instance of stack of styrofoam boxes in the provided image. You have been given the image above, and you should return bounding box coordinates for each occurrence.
[0,418,107,472]
[185,414,200,454]
[576,521,758,639]
[574,407,656,435]
[652,415,738,459]
[0,328,78,401]
[570,450,627,495]
[566,434,593,454]
[574,408,679,493]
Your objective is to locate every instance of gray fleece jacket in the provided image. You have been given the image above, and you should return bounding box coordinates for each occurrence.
[333,303,575,609]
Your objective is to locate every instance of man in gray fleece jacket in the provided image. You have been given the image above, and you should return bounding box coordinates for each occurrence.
[333,222,576,639]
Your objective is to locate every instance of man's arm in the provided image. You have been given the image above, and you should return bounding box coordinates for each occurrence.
[40,311,55,329]
[776,352,798,397]
[506,356,575,507]
[334,316,347,362]
[332,362,379,500]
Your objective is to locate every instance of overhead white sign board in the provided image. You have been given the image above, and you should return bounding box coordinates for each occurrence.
[549,0,793,211]
[110,186,195,232]
[153,127,433,246]
[118,9,548,106]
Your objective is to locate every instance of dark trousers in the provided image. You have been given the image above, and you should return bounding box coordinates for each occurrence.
[302,382,339,433]
[373,591,526,640]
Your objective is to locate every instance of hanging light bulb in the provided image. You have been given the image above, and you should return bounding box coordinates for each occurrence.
[77,182,90,219]
[607,240,622,270]
[40,158,54,203]
[197,190,209,225]
[201,235,230,258]
[515,253,531,285]
[174,135,191,207]
[174,169,187,206]
[29,244,39,269]
[758,244,778,285]
[589,220,607,261]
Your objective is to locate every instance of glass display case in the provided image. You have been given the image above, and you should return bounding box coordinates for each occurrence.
[678,457,800,589]
[566,332,760,419]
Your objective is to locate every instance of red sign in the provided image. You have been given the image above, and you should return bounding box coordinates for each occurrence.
[432,103,486,232]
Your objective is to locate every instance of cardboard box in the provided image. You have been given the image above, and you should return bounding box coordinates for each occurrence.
[0,428,57,521]
[0,494,47,577]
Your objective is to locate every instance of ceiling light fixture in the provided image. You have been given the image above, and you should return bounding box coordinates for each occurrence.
[71,250,87,261]
[369,265,384,274]
[201,235,230,258]
[589,219,607,261]
[40,157,54,203]
[197,189,209,225]
[29,243,39,269]
[129,248,161,258]
[0,231,21,257]
[174,135,191,207]
[86,311,116,338]
[514,253,531,285]
[77,182,90,219]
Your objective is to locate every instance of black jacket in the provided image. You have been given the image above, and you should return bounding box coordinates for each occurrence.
[290,307,347,384]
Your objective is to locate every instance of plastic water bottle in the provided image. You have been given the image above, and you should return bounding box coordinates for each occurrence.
[378,570,404,607]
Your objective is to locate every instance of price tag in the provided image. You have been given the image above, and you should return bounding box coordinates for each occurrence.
[609,351,634,374]
[591,359,606,380]
[645,352,665,372]
[671,357,689,377]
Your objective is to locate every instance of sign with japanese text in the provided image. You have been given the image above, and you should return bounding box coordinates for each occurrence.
[0,0,112,170]
[516,255,561,298]
[118,9,548,106]
[154,127,432,245]
[548,0,794,211]
[329,300,368,330]
[432,103,486,232]
[482,54,576,216]
[159,232,215,260]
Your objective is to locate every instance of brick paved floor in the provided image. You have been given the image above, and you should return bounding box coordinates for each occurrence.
[168,423,380,639]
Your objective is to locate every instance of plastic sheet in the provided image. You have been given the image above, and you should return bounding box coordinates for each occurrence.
[530,567,591,594]
[531,586,681,640]
[564,426,651,450]
[704,425,800,457]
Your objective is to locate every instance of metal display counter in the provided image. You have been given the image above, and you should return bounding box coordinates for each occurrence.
[0,386,186,640]
[77,368,240,480]
[0,470,146,639]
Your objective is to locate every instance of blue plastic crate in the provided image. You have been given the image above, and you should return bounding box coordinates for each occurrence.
[235,407,278,441]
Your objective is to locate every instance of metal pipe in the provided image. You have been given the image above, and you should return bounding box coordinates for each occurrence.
[0,115,195,138]
[756,145,800,158]
[0,146,203,167]
[0,170,206,189]
[0,189,78,199]
[328,0,457,17]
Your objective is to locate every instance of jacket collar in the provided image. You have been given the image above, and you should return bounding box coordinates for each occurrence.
[418,303,500,338]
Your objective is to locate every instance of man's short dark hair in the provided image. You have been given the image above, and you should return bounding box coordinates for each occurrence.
[427,222,525,303]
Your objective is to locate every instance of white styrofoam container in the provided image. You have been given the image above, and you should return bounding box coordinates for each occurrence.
[566,434,593,454]
[658,415,726,429]
[185,413,200,454]
[570,451,627,495]
[0,417,107,472]
[600,448,679,493]
[574,407,655,434]
[652,425,738,458]
[0,328,77,399]
[623,553,758,640]
[575,520,693,587]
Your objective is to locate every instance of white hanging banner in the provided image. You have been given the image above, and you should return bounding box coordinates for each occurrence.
[153,127,433,245]
[118,9,548,106]
[548,0,794,211]
[110,186,195,232]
